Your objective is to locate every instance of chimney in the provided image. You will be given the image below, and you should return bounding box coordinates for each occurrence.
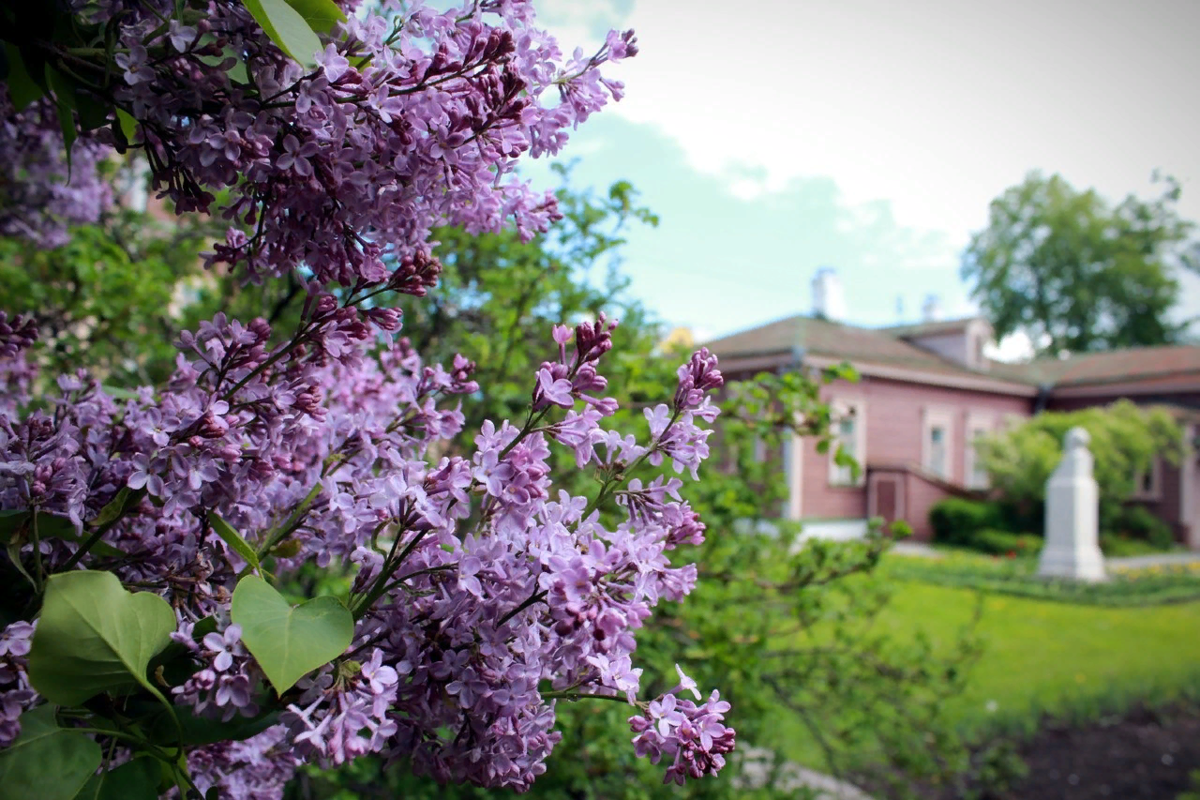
[921,293,942,322]
[811,267,847,320]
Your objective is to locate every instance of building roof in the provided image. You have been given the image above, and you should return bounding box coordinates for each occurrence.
[989,345,1200,388]
[875,317,983,338]
[703,314,997,380]
[704,314,1200,393]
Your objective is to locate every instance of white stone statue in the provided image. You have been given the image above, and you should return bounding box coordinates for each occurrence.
[1038,427,1106,581]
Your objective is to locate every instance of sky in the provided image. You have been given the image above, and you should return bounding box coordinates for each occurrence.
[517,0,1200,359]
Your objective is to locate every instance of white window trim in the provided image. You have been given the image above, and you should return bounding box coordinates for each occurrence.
[964,412,995,490]
[1131,457,1163,501]
[921,406,956,482]
[828,398,867,487]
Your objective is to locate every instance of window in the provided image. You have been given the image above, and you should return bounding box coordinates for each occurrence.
[828,400,866,486]
[928,426,947,477]
[1131,457,1162,500]
[964,414,994,489]
[922,408,955,481]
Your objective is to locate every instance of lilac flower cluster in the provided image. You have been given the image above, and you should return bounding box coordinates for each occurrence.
[630,667,736,785]
[0,103,112,248]
[2,0,633,291]
[0,621,36,748]
[171,621,261,723]
[0,0,736,793]
[0,302,732,792]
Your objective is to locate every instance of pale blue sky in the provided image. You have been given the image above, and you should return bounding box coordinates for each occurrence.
[520,0,1200,355]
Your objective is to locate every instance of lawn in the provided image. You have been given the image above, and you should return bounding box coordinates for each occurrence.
[879,580,1200,732]
[777,553,1200,766]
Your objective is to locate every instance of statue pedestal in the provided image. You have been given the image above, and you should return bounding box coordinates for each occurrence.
[1038,427,1106,582]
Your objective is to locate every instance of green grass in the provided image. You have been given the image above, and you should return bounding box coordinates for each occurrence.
[887,549,1200,606]
[777,555,1200,766]
[878,581,1200,733]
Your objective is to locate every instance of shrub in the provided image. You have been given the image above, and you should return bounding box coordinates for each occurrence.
[975,402,1183,533]
[972,529,1043,557]
[1114,504,1176,550]
[930,497,1001,546]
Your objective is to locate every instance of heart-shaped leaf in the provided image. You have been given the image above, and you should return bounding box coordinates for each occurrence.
[0,705,102,800]
[243,0,322,68]
[27,571,177,707]
[231,574,352,694]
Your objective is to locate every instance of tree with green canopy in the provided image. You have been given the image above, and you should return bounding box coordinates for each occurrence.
[962,171,1197,356]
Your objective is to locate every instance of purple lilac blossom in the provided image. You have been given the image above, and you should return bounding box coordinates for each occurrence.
[0,0,736,793]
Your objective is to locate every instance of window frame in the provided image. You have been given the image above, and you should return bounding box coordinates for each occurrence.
[921,406,956,481]
[964,412,995,489]
[828,398,867,487]
[1131,457,1163,501]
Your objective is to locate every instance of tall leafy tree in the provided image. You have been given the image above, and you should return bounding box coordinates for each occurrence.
[962,171,1197,356]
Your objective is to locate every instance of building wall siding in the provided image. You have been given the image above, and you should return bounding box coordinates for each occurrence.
[800,374,1031,521]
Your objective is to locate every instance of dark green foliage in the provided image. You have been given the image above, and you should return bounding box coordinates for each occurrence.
[0,185,229,387]
[930,498,1001,547]
[402,163,662,438]
[969,530,1043,557]
[962,171,1198,356]
[1113,504,1176,550]
[974,401,1183,535]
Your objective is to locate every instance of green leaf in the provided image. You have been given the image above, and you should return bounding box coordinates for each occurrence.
[27,571,177,707]
[74,90,110,131]
[284,0,346,34]
[2,44,45,111]
[0,510,125,559]
[43,65,77,166]
[90,486,143,529]
[114,109,138,144]
[231,574,353,693]
[0,705,102,800]
[242,0,323,68]
[210,514,260,574]
[0,510,29,543]
[79,757,160,800]
[148,704,280,746]
[195,45,249,84]
[228,57,249,85]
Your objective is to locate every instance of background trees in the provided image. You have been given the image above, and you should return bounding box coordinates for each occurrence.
[962,171,1198,356]
[974,401,1183,542]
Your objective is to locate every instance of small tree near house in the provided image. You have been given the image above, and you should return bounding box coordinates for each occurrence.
[973,400,1183,537]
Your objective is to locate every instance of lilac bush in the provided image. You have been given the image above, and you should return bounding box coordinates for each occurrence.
[0,1,733,797]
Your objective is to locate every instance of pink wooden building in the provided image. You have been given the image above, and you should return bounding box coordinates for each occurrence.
[705,311,1200,547]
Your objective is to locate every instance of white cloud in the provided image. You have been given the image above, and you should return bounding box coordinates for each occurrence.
[534,0,1200,335]
[543,0,1200,239]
